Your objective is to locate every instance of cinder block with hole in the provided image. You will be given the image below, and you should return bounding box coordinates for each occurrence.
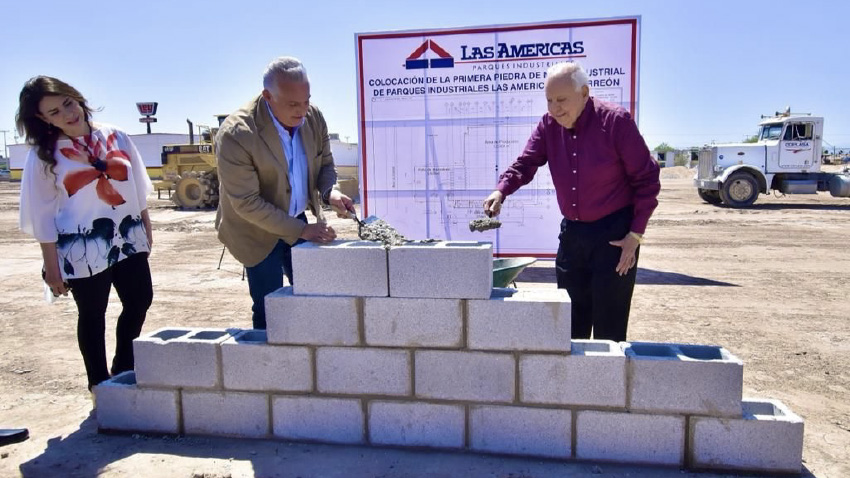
[273,396,364,444]
[317,347,411,396]
[690,399,804,474]
[265,287,359,346]
[221,330,311,392]
[470,405,571,458]
[623,342,743,417]
[291,240,389,297]
[468,288,571,352]
[388,241,492,299]
[576,410,685,466]
[521,340,626,407]
[182,390,269,438]
[364,297,462,348]
[93,371,179,434]
[133,327,231,388]
[369,401,465,448]
[415,350,514,402]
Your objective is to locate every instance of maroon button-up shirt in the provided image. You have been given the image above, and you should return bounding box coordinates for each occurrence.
[497,97,660,234]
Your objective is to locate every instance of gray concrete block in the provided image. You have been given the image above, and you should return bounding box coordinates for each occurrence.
[468,288,571,352]
[134,327,231,388]
[221,330,311,392]
[273,396,364,444]
[265,287,359,346]
[388,241,492,299]
[623,342,743,417]
[93,371,179,434]
[415,351,514,402]
[576,410,685,466]
[690,398,804,474]
[182,391,269,438]
[470,405,571,458]
[292,240,388,297]
[317,347,411,396]
[520,340,626,408]
[369,401,464,448]
[364,297,462,348]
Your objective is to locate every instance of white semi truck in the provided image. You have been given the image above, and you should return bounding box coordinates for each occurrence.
[694,109,850,207]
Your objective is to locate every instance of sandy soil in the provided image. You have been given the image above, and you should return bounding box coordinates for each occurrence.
[0,171,848,478]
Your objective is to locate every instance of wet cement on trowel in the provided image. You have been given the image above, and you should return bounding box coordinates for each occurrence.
[468,217,502,232]
[358,218,409,247]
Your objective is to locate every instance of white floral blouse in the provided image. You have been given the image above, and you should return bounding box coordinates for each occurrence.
[19,123,153,280]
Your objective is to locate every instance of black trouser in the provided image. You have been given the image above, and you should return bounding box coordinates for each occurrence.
[67,252,152,389]
[556,207,638,342]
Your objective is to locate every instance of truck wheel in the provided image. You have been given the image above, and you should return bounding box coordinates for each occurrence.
[698,188,722,205]
[173,175,206,209]
[720,171,759,207]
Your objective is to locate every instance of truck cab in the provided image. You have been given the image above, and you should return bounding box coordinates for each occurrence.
[693,111,849,206]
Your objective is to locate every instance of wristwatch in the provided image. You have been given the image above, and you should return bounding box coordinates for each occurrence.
[628,231,644,244]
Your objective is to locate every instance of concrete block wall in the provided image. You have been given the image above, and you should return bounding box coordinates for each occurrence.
[623,342,744,417]
[468,288,571,352]
[101,240,802,474]
[388,241,493,299]
[94,371,179,434]
[291,241,389,297]
[134,327,232,388]
[689,398,804,474]
[520,340,626,408]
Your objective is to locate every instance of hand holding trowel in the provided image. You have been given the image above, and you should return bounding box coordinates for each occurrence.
[470,190,504,232]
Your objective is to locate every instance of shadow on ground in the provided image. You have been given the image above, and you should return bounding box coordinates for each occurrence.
[516,267,736,287]
[17,414,813,478]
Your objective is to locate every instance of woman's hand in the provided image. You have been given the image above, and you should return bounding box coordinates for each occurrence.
[40,243,69,296]
[141,209,153,250]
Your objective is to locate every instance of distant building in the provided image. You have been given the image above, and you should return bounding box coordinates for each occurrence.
[8,133,189,181]
[7,133,362,201]
[329,133,360,201]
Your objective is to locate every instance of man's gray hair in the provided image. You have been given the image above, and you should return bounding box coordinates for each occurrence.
[546,62,589,92]
[263,56,309,91]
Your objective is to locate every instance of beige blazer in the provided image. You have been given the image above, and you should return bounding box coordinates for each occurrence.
[215,96,337,267]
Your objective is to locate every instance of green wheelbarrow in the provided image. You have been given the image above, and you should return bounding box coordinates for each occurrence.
[492,257,537,288]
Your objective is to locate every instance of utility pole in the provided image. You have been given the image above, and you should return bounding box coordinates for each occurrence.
[0,130,8,159]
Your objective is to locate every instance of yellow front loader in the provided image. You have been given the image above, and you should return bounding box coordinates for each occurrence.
[156,116,227,209]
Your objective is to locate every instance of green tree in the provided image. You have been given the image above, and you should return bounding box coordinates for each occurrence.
[742,134,759,143]
[653,142,675,153]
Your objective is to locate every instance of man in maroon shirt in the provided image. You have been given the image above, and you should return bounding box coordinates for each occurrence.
[483,62,660,341]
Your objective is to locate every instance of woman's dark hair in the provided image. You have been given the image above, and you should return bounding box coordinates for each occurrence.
[15,76,94,170]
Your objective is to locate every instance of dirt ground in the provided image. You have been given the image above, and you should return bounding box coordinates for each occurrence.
[0,169,848,478]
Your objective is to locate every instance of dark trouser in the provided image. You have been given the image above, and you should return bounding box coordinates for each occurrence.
[67,252,152,390]
[245,213,307,330]
[556,207,638,342]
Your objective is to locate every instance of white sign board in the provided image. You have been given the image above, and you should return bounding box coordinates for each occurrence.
[356,17,640,257]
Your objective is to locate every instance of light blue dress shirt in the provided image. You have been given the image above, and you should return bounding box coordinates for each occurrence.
[266,103,309,217]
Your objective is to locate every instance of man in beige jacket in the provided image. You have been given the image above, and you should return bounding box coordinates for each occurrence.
[216,56,354,329]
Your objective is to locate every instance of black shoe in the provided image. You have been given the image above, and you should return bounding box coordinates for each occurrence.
[0,428,28,446]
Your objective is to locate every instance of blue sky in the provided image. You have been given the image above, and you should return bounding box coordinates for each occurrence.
[2,0,849,154]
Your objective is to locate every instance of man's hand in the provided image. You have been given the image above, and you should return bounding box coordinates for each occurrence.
[609,232,641,276]
[299,222,337,243]
[328,190,355,218]
[483,190,504,217]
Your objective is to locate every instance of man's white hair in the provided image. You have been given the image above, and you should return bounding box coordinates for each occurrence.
[546,62,589,92]
[263,56,309,92]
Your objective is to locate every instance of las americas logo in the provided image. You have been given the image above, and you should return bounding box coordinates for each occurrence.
[404,39,586,69]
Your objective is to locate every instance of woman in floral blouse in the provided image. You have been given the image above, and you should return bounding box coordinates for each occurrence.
[17,76,154,391]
